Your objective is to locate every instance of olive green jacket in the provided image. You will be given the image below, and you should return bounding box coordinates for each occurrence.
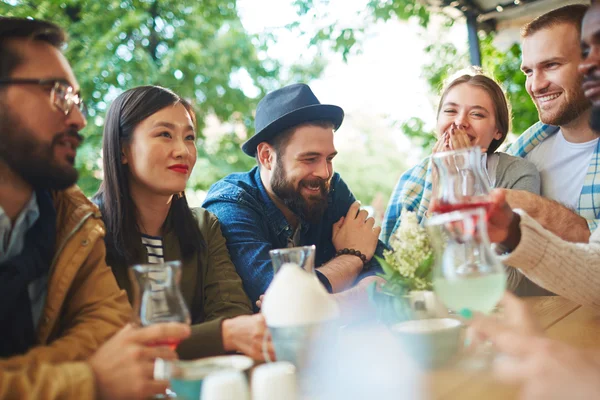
[108,208,253,359]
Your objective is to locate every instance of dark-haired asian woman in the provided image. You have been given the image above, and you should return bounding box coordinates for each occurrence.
[93,86,273,361]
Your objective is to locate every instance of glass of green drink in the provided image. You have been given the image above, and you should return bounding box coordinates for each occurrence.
[426,207,506,315]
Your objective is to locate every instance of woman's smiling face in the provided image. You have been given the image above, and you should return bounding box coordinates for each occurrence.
[436,82,503,150]
[123,103,197,196]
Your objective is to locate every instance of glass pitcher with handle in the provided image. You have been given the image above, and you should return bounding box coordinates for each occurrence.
[430,146,492,214]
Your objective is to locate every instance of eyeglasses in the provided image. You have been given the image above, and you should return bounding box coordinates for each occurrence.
[0,78,87,117]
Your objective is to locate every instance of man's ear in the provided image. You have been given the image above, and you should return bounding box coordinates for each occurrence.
[257,142,275,170]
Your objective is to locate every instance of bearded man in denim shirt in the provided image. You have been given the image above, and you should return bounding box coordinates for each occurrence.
[203,83,386,310]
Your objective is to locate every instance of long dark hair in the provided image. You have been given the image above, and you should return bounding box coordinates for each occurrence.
[93,85,205,265]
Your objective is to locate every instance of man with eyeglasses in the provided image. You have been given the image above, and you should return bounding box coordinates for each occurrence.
[0,17,190,400]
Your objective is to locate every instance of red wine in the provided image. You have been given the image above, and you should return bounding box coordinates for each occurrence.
[149,339,181,351]
[433,201,492,214]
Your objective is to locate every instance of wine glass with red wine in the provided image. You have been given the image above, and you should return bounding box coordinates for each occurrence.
[430,146,492,215]
[129,260,191,350]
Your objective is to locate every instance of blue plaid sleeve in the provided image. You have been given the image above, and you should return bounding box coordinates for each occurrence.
[381,158,430,245]
[578,141,600,231]
[505,121,557,157]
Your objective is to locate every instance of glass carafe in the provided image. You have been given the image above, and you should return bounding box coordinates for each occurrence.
[430,146,491,213]
[269,245,316,275]
[426,208,506,315]
[129,260,191,348]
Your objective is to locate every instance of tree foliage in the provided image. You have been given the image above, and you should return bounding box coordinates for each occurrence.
[334,112,409,209]
[1,0,540,204]
[293,1,539,152]
[291,0,431,62]
[1,0,325,195]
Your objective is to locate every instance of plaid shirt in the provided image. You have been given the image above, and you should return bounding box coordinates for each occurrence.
[381,157,433,245]
[505,121,600,231]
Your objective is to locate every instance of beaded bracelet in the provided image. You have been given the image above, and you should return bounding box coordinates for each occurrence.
[334,248,367,266]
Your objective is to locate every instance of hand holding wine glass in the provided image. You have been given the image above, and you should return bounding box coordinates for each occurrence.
[89,323,191,400]
[486,189,523,245]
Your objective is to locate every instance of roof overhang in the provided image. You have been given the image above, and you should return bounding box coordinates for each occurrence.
[424,0,589,32]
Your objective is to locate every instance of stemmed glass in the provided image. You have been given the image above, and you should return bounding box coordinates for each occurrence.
[426,208,506,315]
[129,260,191,349]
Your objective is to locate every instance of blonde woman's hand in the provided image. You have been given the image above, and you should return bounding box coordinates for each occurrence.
[432,131,451,154]
[448,126,472,150]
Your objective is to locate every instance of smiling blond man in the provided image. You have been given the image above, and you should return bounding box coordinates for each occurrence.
[505,4,599,243]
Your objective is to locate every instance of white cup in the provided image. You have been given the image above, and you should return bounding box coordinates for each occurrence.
[201,370,249,400]
[251,362,297,400]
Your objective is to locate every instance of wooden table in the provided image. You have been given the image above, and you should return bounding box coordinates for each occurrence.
[425,296,600,399]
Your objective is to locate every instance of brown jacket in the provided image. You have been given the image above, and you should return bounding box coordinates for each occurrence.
[109,208,253,359]
[0,186,131,399]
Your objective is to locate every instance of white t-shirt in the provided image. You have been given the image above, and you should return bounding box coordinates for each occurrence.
[526,129,598,209]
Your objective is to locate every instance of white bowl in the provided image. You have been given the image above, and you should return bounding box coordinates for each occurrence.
[391,318,464,368]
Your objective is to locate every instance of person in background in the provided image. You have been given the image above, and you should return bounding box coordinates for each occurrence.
[382,70,544,295]
[471,292,600,400]
[505,4,596,243]
[93,85,273,361]
[0,17,189,400]
[474,0,600,309]
[469,5,600,398]
[203,83,386,310]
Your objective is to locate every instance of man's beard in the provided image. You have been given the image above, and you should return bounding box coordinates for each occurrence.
[270,158,330,224]
[538,76,590,126]
[0,105,81,190]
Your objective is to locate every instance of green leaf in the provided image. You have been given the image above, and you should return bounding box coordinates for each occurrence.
[414,252,434,279]
[374,255,395,277]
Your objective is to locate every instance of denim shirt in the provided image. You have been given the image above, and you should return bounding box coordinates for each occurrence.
[203,166,386,307]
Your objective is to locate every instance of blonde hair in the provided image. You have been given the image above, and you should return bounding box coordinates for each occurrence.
[437,68,511,154]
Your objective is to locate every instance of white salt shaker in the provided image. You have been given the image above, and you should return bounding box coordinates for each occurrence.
[201,370,249,400]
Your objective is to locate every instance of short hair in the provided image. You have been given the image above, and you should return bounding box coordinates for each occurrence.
[521,4,589,38]
[437,68,511,154]
[0,17,67,79]
[255,120,335,165]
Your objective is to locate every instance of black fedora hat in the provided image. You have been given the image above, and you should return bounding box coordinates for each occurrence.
[242,83,344,156]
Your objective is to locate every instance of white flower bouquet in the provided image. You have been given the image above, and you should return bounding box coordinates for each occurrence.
[368,210,434,322]
[380,210,434,291]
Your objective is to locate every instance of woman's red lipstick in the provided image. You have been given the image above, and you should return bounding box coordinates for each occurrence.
[168,164,189,174]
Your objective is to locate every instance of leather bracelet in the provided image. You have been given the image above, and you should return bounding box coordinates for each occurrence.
[334,248,367,265]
